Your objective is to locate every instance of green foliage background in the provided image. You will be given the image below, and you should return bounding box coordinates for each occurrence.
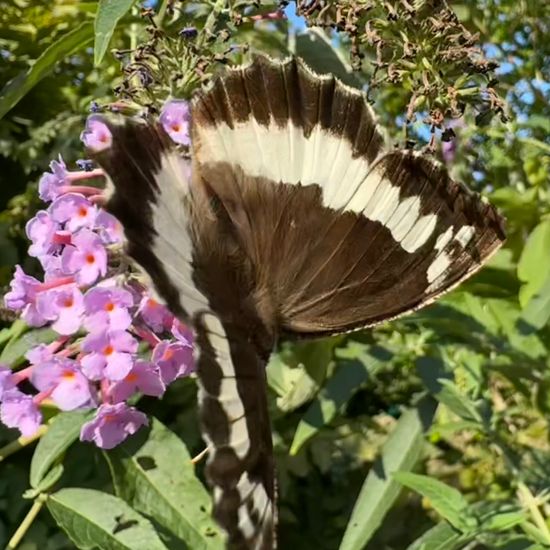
[0,1,549,549]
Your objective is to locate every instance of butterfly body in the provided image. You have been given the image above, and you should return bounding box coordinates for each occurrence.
[92,55,505,549]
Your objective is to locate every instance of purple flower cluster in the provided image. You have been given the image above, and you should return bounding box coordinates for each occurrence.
[2,106,195,449]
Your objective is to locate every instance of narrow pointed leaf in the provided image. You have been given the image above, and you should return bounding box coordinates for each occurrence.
[94,0,136,66]
[293,28,363,87]
[339,396,437,550]
[406,522,466,550]
[0,22,94,120]
[393,472,469,530]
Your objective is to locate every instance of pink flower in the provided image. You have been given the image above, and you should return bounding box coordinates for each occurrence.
[61,229,107,286]
[38,156,68,202]
[81,116,112,152]
[110,360,165,403]
[26,211,61,258]
[4,266,47,327]
[31,357,92,411]
[4,266,40,311]
[81,330,138,381]
[0,366,15,400]
[0,389,42,437]
[95,210,123,244]
[152,340,194,384]
[42,255,66,280]
[159,100,191,146]
[84,286,134,332]
[138,296,173,332]
[171,318,193,344]
[50,193,98,232]
[80,402,148,449]
[26,344,54,365]
[36,284,85,335]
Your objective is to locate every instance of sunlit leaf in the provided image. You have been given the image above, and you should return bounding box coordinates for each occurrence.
[47,488,168,550]
[94,0,136,66]
[518,271,550,332]
[292,27,364,87]
[517,220,550,307]
[0,21,94,119]
[406,521,466,550]
[339,397,437,550]
[393,472,470,531]
[104,418,223,549]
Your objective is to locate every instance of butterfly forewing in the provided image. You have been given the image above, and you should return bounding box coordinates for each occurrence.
[191,55,505,338]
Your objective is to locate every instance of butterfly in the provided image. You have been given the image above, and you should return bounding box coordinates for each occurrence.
[91,55,505,549]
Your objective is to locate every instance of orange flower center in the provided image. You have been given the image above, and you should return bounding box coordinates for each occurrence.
[86,254,95,264]
[78,206,88,217]
[147,298,158,308]
[103,345,114,356]
[163,348,175,361]
[63,297,74,308]
[171,123,181,132]
[62,370,76,380]
[125,372,138,383]
[105,302,115,312]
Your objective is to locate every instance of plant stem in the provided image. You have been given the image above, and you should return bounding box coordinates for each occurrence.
[6,493,47,549]
[0,425,48,462]
[155,0,171,27]
[191,446,209,464]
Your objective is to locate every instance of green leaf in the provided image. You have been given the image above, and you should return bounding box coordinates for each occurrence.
[270,337,340,412]
[30,411,90,489]
[406,521,466,550]
[416,357,482,424]
[517,220,550,307]
[0,21,94,120]
[25,463,64,499]
[483,510,526,531]
[520,521,550,547]
[292,28,364,87]
[94,0,136,66]
[393,472,469,531]
[339,396,437,550]
[518,271,550,331]
[290,345,391,454]
[47,488,168,550]
[0,319,27,351]
[0,327,58,367]
[436,380,483,423]
[104,418,223,549]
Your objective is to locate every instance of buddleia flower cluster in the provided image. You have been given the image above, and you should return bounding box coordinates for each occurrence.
[1,102,193,449]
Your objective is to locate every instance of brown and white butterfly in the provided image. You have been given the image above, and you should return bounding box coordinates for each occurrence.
[91,55,505,550]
